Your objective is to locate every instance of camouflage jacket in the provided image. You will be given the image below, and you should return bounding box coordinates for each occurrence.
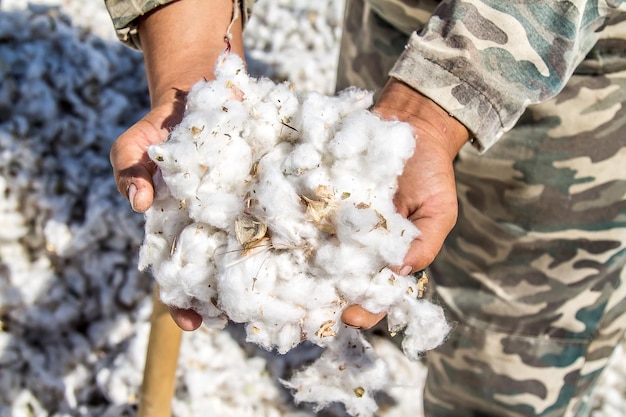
[371,0,626,150]
[105,0,626,150]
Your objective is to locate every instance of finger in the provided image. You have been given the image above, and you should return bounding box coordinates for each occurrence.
[116,164,156,213]
[341,305,386,330]
[400,202,458,273]
[110,122,164,212]
[168,306,204,331]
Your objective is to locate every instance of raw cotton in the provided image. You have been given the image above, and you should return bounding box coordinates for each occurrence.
[139,51,451,416]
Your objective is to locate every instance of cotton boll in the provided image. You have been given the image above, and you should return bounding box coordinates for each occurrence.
[162,171,203,203]
[270,251,307,282]
[242,76,279,108]
[154,259,193,309]
[186,80,234,112]
[137,233,169,272]
[300,307,342,347]
[387,297,451,362]
[188,186,243,229]
[250,301,306,352]
[298,92,340,152]
[284,328,388,417]
[187,54,250,109]
[275,323,304,354]
[333,203,416,266]
[327,111,371,160]
[234,252,280,295]
[194,303,228,329]
[213,52,248,83]
[140,197,192,272]
[333,204,390,254]
[327,113,415,189]
[253,145,317,246]
[149,139,200,181]
[247,106,286,151]
[245,321,274,352]
[293,278,341,311]
[376,214,420,265]
[144,195,191,241]
[254,292,307,330]
[201,133,254,189]
[217,247,269,293]
[268,83,301,126]
[176,263,216,301]
[175,110,226,145]
[43,219,72,256]
[217,253,283,322]
[334,87,374,114]
[294,168,333,198]
[282,143,322,176]
[363,121,416,180]
[314,241,377,278]
[358,270,408,314]
[246,315,301,353]
[276,270,336,308]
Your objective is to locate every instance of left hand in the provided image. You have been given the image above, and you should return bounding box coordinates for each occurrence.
[341,78,470,330]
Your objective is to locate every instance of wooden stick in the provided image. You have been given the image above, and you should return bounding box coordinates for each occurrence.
[138,286,183,417]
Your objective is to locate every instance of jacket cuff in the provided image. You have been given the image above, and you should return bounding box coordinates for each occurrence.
[104,0,255,50]
[389,34,507,152]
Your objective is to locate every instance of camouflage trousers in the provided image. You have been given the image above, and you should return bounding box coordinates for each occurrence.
[337,1,626,416]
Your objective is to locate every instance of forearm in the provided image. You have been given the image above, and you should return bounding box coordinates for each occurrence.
[138,0,245,109]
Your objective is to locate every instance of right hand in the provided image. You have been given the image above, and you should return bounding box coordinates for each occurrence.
[110,98,208,331]
[110,101,184,213]
[109,0,244,331]
[112,0,245,215]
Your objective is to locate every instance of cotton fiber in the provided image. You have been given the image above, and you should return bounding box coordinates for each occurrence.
[139,52,450,416]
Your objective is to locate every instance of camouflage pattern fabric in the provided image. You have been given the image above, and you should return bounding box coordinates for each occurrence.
[383,0,626,152]
[425,70,626,417]
[338,1,626,416]
[104,0,256,49]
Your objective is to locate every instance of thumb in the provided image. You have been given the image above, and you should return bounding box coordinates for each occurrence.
[110,118,168,213]
[400,201,458,274]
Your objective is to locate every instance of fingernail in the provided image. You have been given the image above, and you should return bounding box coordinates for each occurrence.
[399,265,412,276]
[127,184,137,211]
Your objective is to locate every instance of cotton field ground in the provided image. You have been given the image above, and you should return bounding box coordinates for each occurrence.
[0,1,624,416]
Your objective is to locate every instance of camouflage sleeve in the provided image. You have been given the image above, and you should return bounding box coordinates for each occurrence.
[388,0,626,151]
[103,0,256,49]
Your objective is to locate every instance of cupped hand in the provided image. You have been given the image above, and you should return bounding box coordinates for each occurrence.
[340,78,469,330]
[110,102,184,212]
[116,0,247,331]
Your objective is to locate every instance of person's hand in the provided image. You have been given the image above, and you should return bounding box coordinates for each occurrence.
[108,0,245,331]
[111,101,184,212]
[340,78,470,330]
[110,0,245,213]
[111,92,208,331]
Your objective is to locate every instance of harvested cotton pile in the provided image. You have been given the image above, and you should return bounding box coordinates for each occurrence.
[244,0,345,94]
[0,5,151,415]
[139,51,451,416]
[592,343,626,417]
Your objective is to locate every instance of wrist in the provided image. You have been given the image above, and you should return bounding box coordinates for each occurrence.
[138,0,245,109]
[374,78,469,160]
